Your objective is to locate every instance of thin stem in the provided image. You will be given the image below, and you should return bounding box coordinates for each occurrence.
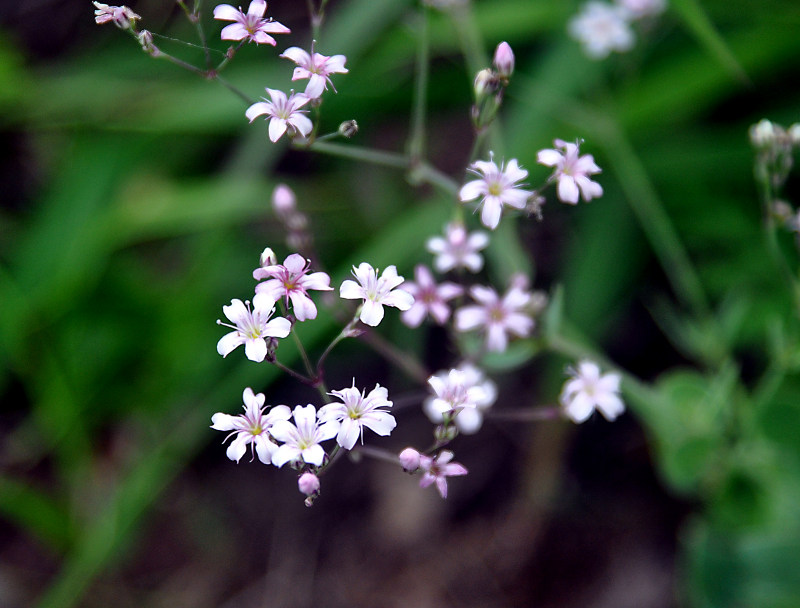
[213,74,256,105]
[408,6,430,164]
[488,406,562,422]
[270,358,313,385]
[359,330,430,384]
[352,444,401,467]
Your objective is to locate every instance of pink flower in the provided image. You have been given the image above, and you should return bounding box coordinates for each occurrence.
[216,294,291,362]
[213,0,290,45]
[318,382,396,450]
[400,265,463,328]
[419,450,468,499]
[93,2,140,28]
[269,405,339,467]
[339,263,414,327]
[455,275,534,352]
[537,139,603,204]
[559,360,624,423]
[246,89,313,142]
[254,253,332,322]
[426,222,489,273]
[459,154,531,229]
[280,46,349,98]
[210,388,291,464]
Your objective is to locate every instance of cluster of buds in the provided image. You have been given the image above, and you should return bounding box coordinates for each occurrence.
[750,119,800,190]
[472,42,515,132]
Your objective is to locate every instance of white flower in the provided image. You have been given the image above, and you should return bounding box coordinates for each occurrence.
[246,88,313,143]
[459,154,532,229]
[559,360,624,423]
[211,388,291,464]
[424,364,496,434]
[280,46,349,98]
[426,222,489,274]
[400,265,463,328]
[254,253,333,321]
[418,450,468,499]
[339,263,414,327]
[216,294,291,362]
[537,139,603,204]
[616,0,666,19]
[213,0,290,45]
[318,382,396,450]
[269,404,339,467]
[568,1,635,59]
[455,275,534,353]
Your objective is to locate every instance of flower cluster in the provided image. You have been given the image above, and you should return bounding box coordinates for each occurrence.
[568,0,666,59]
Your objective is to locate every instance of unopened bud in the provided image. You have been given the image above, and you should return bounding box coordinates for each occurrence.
[259,247,277,267]
[137,30,160,56]
[750,119,777,148]
[493,41,514,78]
[399,448,421,472]
[339,120,359,138]
[474,68,499,100]
[298,472,320,498]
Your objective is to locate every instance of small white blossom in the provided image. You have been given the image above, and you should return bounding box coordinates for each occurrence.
[424,364,496,434]
[211,388,291,464]
[339,262,414,327]
[216,295,291,362]
[401,265,463,328]
[459,153,532,229]
[246,89,312,143]
[537,139,603,204]
[318,382,396,450]
[213,0,290,45]
[426,222,489,274]
[419,450,468,499]
[269,404,339,467]
[280,46,348,98]
[254,253,333,322]
[559,360,624,423]
[568,2,635,60]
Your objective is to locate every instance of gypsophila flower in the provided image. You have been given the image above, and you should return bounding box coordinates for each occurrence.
[254,254,333,322]
[568,2,635,59]
[559,360,624,423]
[424,364,496,434]
[216,294,291,362]
[537,139,603,204]
[269,404,339,467]
[339,263,414,327]
[418,450,468,499]
[211,388,291,464]
[616,0,666,19]
[459,153,531,230]
[280,46,349,99]
[455,275,534,353]
[246,89,312,143]
[426,222,489,273]
[93,2,140,28]
[213,0,290,45]
[318,381,396,450]
[401,265,463,328]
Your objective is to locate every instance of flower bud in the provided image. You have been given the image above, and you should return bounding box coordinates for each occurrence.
[338,120,359,138]
[399,448,421,472]
[272,184,297,216]
[750,119,777,148]
[298,471,320,496]
[789,123,800,146]
[259,247,277,267]
[493,42,514,78]
[474,68,498,100]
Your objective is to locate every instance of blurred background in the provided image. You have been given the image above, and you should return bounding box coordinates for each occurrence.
[2,0,800,606]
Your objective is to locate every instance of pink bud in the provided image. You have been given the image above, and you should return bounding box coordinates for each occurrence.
[399,447,421,472]
[272,184,297,215]
[259,247,277,267]
[298,472,320,497]
[493,41,514,77]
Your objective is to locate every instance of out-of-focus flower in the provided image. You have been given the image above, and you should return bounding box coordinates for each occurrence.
[424,364,496,434]
[616,0,666,19]
[568,2,634,59]
[493,41,515,78]
[213,0,290,45]
[211,388,291,464]
[426,222,489,274]
[455,276,534,352]
[93,2,141,28]
[339,263,414,327]
[270,404,339,467]
[246,89,312,142]
[537,139,603,204]
[459,154,531,229]
[318,382,396,450]
[418,450,468,499]
[254,254,332,322]
[216,295,291,362]
[399,447,421,472]
[400,265,463,328]
[280,46,348,98]
[559,360,624,423]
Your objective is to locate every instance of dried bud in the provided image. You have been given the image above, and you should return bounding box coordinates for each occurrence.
[338,120,359,138]
[493,41,514,78]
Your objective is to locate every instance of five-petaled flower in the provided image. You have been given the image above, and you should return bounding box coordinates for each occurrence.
[217,294,291,362]
[318,382,397,450]
[559,360,624,423]
[254,253,333,321]
[455,275,534,352]
[213,0,290,45]
[280,46,349,98]
[246,88,313,142]
[211,388,291,464]
[419,450,468,499]
[537,138,603,204]
[568,2,634,60]
[459,154,532,230]
[426,222,489,274]
[339,263,414,327]
[269,404,339,467]
[400,265,463,328]
[424,364,496,434]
